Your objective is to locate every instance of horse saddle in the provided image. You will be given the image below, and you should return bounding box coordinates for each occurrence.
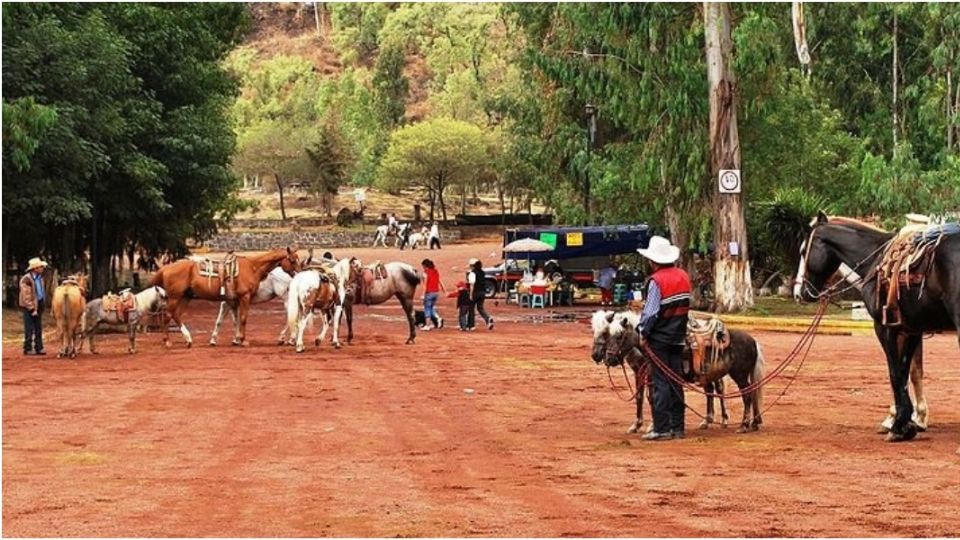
[192,252,240,280]
[358,262,388,304]
[102,290,136,322]
[686,317,731,383]
[877,223,959,326]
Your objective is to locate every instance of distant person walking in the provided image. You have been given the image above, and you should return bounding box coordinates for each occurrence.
[429,222,442,250]
[421,258,446,330]
[467,258,494,330]
[20,257,49,356]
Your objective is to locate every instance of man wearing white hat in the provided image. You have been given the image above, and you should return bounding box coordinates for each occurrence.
[19,257,49,355]
[635,236,692,440]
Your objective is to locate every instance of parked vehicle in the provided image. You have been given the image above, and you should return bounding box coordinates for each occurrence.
[482,225,652,298]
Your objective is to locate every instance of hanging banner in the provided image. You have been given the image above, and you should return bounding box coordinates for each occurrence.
[566,232,584,247]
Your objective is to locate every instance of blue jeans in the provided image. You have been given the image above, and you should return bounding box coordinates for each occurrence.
[22,301,44,353]
[423,292,440,320]
[650,341,685,434]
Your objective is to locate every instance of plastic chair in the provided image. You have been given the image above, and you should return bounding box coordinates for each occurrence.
[530,284,547,309]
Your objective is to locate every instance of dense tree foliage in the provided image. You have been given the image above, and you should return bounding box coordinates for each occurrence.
[2,3,248,294]
[6,2,960,300]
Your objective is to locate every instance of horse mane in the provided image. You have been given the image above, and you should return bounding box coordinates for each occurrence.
[590,310,613,337]
[822,216,889,234]
[609,311,640,337]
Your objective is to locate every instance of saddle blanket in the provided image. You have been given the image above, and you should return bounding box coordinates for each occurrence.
[190,254,239,280]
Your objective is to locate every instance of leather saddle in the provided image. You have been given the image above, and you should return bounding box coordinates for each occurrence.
[192,252,240,299]
[102,290,136,322]
[359,262,388,304]
[877,223,958,326]
[685,317,732,384]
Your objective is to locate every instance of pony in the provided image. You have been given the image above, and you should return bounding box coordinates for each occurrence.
[51,274,88,358]
[407,227,428,250]
[209,266,294,346]
[342,261,421,344]
[149,247,300,347]
[80,286,168,354]
[591,310,653,433]
[599,310,765,434]
[372,222,410,248]
[286,269,344,352]
[794,212,960,445]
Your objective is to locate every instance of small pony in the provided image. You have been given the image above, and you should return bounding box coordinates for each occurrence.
[81,286,168,354]
[52,274,88,358]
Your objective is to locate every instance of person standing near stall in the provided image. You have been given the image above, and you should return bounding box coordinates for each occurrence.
[466,258,494,330]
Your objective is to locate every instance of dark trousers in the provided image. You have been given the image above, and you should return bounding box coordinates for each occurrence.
[649,341,685,434]
[22,300,45,353]
[458,305,471,329]
[468,297,491,328]
[429,237,441,249]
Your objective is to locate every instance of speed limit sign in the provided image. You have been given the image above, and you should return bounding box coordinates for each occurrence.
[718,169,741,194]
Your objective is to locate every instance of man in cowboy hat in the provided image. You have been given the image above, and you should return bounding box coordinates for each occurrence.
[635,236,692,440]
[19,257,49,355]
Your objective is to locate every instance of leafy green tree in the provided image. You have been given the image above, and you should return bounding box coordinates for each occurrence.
[377,118,488,220]
[372,44,409,128]
[2,3,247,294]
[306,114,351,216]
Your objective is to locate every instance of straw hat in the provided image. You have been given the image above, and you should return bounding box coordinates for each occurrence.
[468,258,479,266]
[27,257,48,271]
[637,236,680,265]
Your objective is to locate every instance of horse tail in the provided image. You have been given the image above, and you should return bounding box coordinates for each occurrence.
[400,265,421,290]
[285,279,301,341]
[752,341,765,418]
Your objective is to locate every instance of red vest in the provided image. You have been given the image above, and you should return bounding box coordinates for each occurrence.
[648,266,692,345]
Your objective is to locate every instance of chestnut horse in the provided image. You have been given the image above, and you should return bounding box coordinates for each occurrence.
[52,274,88,358]
[150,247,300,347]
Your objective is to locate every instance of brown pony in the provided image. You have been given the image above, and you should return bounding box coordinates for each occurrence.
[52,274,88,358]
[150,247,300,347]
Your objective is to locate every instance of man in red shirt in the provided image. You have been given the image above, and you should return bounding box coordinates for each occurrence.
[636,236,691,440]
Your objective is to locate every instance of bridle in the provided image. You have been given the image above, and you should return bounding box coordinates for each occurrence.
[794,224,891,301]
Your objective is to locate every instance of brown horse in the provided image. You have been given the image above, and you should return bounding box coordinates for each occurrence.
[150,247,300,347]
[52,274,88,358]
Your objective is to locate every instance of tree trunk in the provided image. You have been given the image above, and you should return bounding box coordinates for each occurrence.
[497,182,506,224]
[705,2,753,312]
[948,68,953,152]
[276,174,287,221]
[436,175,448,222]
[90,207,112,297]
[314,1,322,38]
[892,9,899,157]
[460,183,467,216]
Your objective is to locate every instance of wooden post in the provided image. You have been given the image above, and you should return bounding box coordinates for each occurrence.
[705,2,753,312]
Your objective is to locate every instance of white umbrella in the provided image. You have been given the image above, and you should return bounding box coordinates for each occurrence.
[503,238,554,253]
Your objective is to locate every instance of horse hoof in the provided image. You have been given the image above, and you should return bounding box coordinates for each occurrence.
[333,343,341,350]
[314,339,321,346]
[736,426,750,434]
[877,424,892,434]
[186,342,192,349]
[57,353,64,358]
[698,420,710,430]
[885,427,919,442]
[406,339,415,345]
[208,341,217,347]
[296,348,305,354]
[627,422,641,434]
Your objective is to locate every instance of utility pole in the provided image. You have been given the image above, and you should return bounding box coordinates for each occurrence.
[584,102,597,226]
[705,2,753,312]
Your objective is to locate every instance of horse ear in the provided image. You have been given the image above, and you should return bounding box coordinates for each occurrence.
[605,312,615,323]
[620,317,629,328]
[816,210,828,225]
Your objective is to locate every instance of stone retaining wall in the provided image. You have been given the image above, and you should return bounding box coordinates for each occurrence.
[229,218,328,229]
[204,229,462,252]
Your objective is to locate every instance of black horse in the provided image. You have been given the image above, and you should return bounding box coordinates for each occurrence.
[794,212,960,445]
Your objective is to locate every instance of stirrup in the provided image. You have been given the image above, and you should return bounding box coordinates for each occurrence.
[882,305,902,327]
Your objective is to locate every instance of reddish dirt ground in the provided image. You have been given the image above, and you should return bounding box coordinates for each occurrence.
[4,242,960,537]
